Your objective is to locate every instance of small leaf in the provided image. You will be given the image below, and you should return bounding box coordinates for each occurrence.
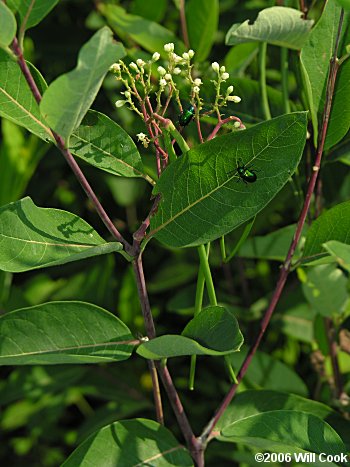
[226,7,313,50]
[137,306,243,359]
[228,347,308,396]
[7,0,58,31]
[303,200,350,261]
[40,27,125,143]
[0,301,135,365]
[99,4,185,57]
[0,197,122,273]
[323,240,350,272]
[0,50,52,141]
[238,224,306,262]
[221,410,346,457]
[62,418,193,467]
[186,0,219,62]
[0,2,16,48]
[70,110,151,182]
[217,390,350,450]
[300,263,348,317]
[300,0,348,146]
[149,113,307,248]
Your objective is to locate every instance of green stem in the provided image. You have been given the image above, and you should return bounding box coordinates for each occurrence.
[197,244,217,306]
[224,356,238,384]
[225,217,255,263]
[259,42,271,120]
[220,236,226,262]
[281,47,291,114]
[163,129,177,163]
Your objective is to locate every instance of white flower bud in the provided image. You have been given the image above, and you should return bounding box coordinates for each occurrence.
[194,78,202,86]
[164,73,172,81]
[233,121,241,128]
[124,91,131,99]
[173,67,181,75]
[164,42,174,52]
[157,66,167,76]
[193,86,200,93]
[115,100,126,108]
[109,63,121,73]
[221,72,230,80]
[188,49,195,58]
[152,52,160,61]
[220,65,226,73]
[182,52,190,60]
[136,59,145,67]
[211,62,220,72]
[129,62,138,71]
[227,95,241,103]
[159,78,167,87]
[173,54,183,63]
[226,85,234,94]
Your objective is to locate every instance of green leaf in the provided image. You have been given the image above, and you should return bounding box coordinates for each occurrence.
[226,7,313,50]
[0,50,52,141]
[325,15,350,150]
[224,43,259,76]
[238,224,306,262]
[300,1,347,146]
[323,240,350,272]
[186,0,219,62]
[40,27,125,144]
[137,306,243,359]
[217,390,350,450]
[7,0,58,31]
[300,264,348,317]
[149,112,307,248]
[70,110,152,182]
[0,301,135,365]
[303,201,350,261]
[228,347,308,396]
[62,418,193,467]
[99,4,185,58]
[0,197,122,273]
[130,0,167,23]
[221,410,346,457]
[0,2,16,48]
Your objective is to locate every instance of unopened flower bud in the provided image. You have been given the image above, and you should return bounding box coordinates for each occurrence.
[164,73,172,81]
[182,52,190,60]
[152,52,160,61]
[233,121,241,128]
[109,63,121,73]
[115,100,126,108]
[173,67,181,75]
[157,66,166,76]
[129,62,138,71]
[136,59,145,67]
[159,78,167,87]
[221,72,230,80]
[188,49,195,58]
[194,78,202,86]
[220,65,226,72]
[227,95,241,103]
[226,85,234,94]
[173,54,183,63]
[164,42,174,53]
[124,91,131,99]
[211,62,220,72]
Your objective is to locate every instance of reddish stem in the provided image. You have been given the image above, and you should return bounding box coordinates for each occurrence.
[207,116,245,141]
[200,8,344,442]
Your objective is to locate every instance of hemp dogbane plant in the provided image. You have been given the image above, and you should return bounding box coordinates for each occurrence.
[0,1,350,466]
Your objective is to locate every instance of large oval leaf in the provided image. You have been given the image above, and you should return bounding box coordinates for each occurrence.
[0,197,122,272]
[40,27,125,143]
[221,410,346,458]
[0,301,135,365]
[7,0,58,31]
[0,2,16,48]
[226,7,313,50]
[149,112,307,248]
[137,306,243,359]
[70,110,152,183]
[216,389,350,450]
[0,50,52,141]
[303,201,350,262]
[62,418,193,467]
